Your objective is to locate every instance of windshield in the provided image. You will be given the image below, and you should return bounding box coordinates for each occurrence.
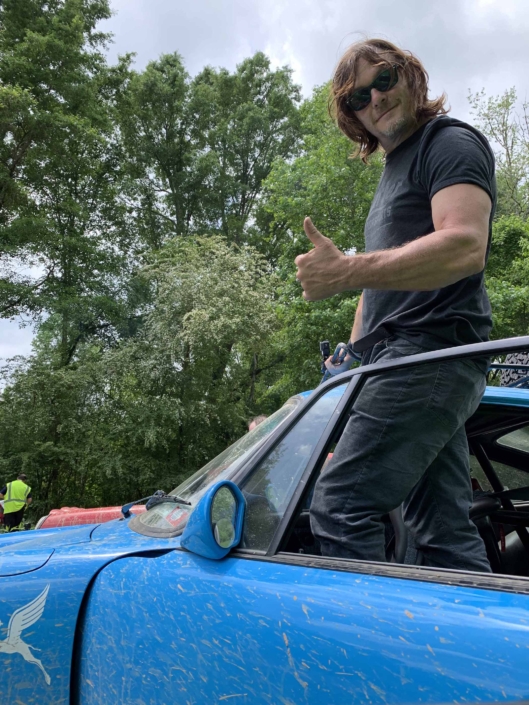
[135,394,305,533]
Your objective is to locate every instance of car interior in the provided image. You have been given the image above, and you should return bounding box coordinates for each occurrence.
[280,387,529,578]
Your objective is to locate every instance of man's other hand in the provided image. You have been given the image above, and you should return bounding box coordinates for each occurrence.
[294,218,351,301]
[324,342,357,376]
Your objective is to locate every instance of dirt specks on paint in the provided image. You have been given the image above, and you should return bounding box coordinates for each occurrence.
[282,633,308,690]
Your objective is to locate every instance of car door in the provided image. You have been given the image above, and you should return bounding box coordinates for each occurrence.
[75,542,529,704]
[75,342,529,704]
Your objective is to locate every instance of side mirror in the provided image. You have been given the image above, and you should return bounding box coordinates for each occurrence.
[181,481,246,560]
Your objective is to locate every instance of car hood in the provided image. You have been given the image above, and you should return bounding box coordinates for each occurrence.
[0,524,96,577]
[0,518,181,704]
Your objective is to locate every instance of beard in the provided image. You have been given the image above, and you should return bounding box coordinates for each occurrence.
[379,99,417,142]
[379,110,415,143]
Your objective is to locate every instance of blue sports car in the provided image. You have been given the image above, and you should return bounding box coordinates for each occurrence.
[2,337,529,704]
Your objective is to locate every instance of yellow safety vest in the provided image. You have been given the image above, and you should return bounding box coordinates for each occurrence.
[4,480,31,515]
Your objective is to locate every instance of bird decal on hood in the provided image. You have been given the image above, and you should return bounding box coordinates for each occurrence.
[0,584,51,685]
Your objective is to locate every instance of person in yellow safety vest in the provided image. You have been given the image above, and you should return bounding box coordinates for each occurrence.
[0,473,32,531]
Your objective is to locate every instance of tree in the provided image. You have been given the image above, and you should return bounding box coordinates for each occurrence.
[117,52,207,247]
[194,53,302,247]
[0,0,112,217]
[18,105,134,366]
[486,215,529,339]
[469,88,529,219]
[469,89,529,339]
[0,0,141,515]
[0,236,277,515]
[0,346,113,517]
[118,52,301,252]
[0,0,137,367]
[122,235,277,479]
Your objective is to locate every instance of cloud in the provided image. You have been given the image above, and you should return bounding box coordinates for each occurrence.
[103,0,529,121]
[7,0,529,357]
[0,319,34,361]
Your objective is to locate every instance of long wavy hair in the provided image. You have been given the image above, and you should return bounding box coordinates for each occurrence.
[330,39,448,162]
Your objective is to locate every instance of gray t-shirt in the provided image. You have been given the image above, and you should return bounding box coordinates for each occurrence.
[361,116,496,351]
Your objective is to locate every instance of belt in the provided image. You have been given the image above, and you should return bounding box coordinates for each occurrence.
[351,326,392,354]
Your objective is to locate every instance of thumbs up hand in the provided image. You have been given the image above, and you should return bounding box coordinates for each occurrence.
[294,217,352,301]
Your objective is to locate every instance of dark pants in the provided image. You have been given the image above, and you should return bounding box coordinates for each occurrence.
[310,336,491,573]
[4,507,24,531]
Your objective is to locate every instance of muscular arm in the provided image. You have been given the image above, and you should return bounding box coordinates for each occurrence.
[350,293,363,343]
[296,183,492,300]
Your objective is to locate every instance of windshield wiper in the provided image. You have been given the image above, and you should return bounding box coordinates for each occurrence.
[145,493,191,510]
[121,490,191,518]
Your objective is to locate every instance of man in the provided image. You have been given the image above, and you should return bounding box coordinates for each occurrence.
[0,473,32,531]
[248,415,267,432]
[295,39,495,572]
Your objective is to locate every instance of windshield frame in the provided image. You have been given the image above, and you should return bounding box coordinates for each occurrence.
[129,393,308,538]
[169,397,305,502]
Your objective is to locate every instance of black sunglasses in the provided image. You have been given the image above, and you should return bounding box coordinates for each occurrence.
[346,64,400,112]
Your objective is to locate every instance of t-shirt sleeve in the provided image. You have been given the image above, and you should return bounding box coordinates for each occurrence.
[418,126,495,203]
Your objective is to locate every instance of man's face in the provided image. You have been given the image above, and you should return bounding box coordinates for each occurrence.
[351,56,416,152]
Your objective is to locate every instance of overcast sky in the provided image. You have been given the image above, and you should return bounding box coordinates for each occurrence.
[2,0,529,359]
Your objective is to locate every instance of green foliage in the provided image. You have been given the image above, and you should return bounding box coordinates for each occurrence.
[2,0,529,519]
[486,216,529,339]
[194,53,302,247]
[118,51,301,250]
[117,52,204,246]
[0,237,277,516]
[469,90,529,339]
[469,88,529,219]
[118,236,277,479]
[0,347,115,517]
[0,0,134,366]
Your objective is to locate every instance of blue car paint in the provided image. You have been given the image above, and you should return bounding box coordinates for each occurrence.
[303,384,529,407]
[0,524,94,576]
[0,544,54,576]
[0,383,528,703]
[481,385,529,407]
[76,548,529,705]
[0,523,84,548]
[0,519,180,704]
[181,480,246,559]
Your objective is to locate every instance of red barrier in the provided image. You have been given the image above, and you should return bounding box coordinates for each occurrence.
[36,504,146,529]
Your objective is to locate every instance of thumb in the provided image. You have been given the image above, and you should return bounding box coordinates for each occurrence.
[304,217,327,247]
